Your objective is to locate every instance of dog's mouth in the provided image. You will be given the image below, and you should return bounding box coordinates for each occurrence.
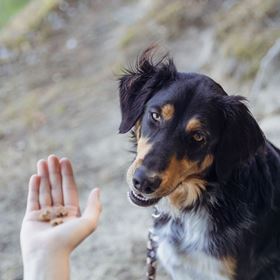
[128,175,200,208]
[128,190,161,207]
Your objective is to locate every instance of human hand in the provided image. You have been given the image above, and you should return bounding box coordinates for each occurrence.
[21,155,102,279]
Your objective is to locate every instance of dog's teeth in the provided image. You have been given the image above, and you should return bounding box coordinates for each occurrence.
[132,190,149,201]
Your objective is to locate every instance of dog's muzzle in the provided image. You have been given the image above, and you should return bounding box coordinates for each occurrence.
[132,166,162,194]
[128,166,162,207]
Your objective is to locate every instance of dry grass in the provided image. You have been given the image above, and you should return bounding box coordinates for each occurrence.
[0,0,62,47]
[0,0,31,29]
[216,0,280,80]
[119,0,212,51]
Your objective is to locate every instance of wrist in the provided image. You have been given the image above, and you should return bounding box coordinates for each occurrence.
[23,250,70,280]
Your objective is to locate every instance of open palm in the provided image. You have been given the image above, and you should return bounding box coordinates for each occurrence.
[21,155,101,258]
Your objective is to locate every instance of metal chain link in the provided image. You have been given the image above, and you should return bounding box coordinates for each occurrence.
[146,207,160,280]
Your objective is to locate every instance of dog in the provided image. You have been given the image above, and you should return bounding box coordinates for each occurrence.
[118,47,280,280]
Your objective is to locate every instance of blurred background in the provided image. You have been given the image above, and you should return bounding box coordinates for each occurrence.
[0,0,279,279]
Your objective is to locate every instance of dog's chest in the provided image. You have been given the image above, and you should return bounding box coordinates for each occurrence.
[155,210,233,280]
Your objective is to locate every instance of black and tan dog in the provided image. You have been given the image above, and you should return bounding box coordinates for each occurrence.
[118,47,280,280]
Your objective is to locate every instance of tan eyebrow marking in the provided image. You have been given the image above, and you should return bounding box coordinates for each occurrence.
[186,118,201,132]
[161,104,175,121]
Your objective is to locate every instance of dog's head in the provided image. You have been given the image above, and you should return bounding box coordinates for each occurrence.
[119,48,265,209]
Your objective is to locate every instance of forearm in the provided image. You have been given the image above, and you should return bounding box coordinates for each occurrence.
[23,251,70,280]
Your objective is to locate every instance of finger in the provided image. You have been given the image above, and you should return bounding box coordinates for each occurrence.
[26,175,40,212]
[48,155,63,206]
[60,189,102,251]
[82,188,102,230]
[60,158,79,207]
[37,159,52,207]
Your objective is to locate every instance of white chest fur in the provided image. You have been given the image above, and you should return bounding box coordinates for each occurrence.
[156,208,232,280]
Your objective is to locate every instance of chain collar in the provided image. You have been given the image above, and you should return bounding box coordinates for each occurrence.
[146,207,160,280]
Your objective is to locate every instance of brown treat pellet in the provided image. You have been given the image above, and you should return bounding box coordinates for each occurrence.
[39,209,51,221]
[55,206,68,218]
[50,218,64,226]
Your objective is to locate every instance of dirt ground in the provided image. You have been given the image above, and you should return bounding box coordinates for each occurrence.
[0,1,170,279]
[0,0,279,279]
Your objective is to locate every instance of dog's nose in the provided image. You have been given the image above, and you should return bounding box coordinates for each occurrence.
[133,167,161,194]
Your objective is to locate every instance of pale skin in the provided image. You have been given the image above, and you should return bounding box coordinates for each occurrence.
[20,155,102,280]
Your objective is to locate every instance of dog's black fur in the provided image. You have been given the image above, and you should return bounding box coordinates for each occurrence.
[118,48,280,279]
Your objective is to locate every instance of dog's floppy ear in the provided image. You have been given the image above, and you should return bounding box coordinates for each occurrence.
[215,96,265,182]
[118,47,177,134]
[119,56,156,134]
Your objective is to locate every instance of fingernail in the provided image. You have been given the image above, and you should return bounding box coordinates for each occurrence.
[93,188,100,199]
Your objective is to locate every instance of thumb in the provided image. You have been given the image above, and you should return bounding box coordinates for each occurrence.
[82,188,102,230]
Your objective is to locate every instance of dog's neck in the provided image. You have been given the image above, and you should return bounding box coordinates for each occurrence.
[156,197,180,218]
[155,195,206,221]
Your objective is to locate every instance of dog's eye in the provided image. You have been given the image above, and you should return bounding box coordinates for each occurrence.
[151,112,161,122]
[192,132,206,142]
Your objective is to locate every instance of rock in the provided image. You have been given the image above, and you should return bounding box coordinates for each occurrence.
[0,47,14,62]
[259,115,280,147]
[250,38,280,146]
[66,37,78,50]
[250,38,280,120]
